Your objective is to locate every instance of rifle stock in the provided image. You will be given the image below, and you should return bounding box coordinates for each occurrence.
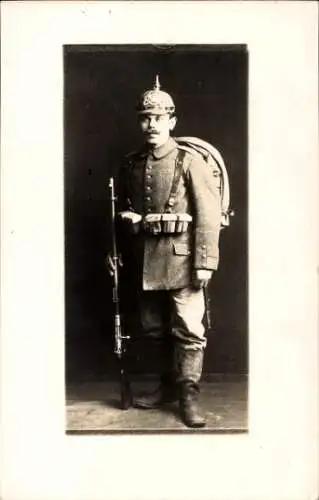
[109,177,133,410]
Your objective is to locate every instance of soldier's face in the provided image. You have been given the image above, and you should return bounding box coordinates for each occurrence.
[138,113,177,147]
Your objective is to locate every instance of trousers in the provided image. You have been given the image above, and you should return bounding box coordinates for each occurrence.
[133,286,207,351]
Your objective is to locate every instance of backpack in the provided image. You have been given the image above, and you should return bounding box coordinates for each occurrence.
[175,136,234,228]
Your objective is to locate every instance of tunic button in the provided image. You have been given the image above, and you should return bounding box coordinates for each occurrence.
[146,196,151,201]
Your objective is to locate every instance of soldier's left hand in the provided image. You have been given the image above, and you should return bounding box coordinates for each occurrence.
[192,269,213,289]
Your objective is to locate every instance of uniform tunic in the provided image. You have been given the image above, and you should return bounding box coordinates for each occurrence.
[117,137,222,291]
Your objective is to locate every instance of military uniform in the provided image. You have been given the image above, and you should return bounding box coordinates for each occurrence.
[114,77,222,427]
[119,137,221,288]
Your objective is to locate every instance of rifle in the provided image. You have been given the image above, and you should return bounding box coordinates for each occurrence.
[109,177,133,410]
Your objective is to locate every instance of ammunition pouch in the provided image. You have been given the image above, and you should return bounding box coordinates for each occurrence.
[143,213,192,235]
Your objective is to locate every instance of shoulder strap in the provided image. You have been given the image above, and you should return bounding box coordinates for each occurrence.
[165,149,186,213]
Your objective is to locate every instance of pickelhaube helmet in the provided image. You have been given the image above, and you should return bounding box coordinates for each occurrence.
[137,75,175,115]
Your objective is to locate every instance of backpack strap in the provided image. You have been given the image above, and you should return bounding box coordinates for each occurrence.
[165,149,186,213]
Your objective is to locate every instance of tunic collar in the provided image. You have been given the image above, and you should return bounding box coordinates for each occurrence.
[137,137,177,159]
[151,137,177,159]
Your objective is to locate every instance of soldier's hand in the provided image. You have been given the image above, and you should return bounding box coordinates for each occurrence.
[192,269,213,289]
[118,211,142,235]
[118,211,142,224]
[105,253,123,276]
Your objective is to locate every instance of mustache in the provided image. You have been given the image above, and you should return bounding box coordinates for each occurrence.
[145,130,160,135]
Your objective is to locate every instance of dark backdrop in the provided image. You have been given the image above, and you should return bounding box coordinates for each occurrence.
[64,45,248,381]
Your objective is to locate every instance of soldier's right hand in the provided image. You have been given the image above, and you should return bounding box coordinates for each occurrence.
[105,253,123,276]
[118,211,142,235]
[118,211,142,224]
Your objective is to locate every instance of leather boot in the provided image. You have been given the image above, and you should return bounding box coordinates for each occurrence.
[176,347,206,428]
[179,381,206,428]
[134,373,178,409]
[134,337,178,409]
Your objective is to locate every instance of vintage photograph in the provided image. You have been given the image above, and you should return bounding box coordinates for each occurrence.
[2,2,318,499]
[65,44,248,433]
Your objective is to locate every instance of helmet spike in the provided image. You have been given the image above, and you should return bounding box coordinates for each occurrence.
[154,74,161,91]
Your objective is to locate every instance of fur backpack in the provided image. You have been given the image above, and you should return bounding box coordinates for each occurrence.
[175,136,234,228]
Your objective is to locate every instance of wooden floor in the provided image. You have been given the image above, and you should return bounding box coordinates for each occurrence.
[66,376,248,434]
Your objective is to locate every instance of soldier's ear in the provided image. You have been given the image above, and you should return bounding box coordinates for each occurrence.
[169,115,177,131]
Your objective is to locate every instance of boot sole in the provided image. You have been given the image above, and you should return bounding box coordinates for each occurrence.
[182,419,206,428]
[134,398,178,410]
[134,402,162,409]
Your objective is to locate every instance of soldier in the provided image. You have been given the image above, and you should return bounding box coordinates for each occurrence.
[107,76,222,428]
